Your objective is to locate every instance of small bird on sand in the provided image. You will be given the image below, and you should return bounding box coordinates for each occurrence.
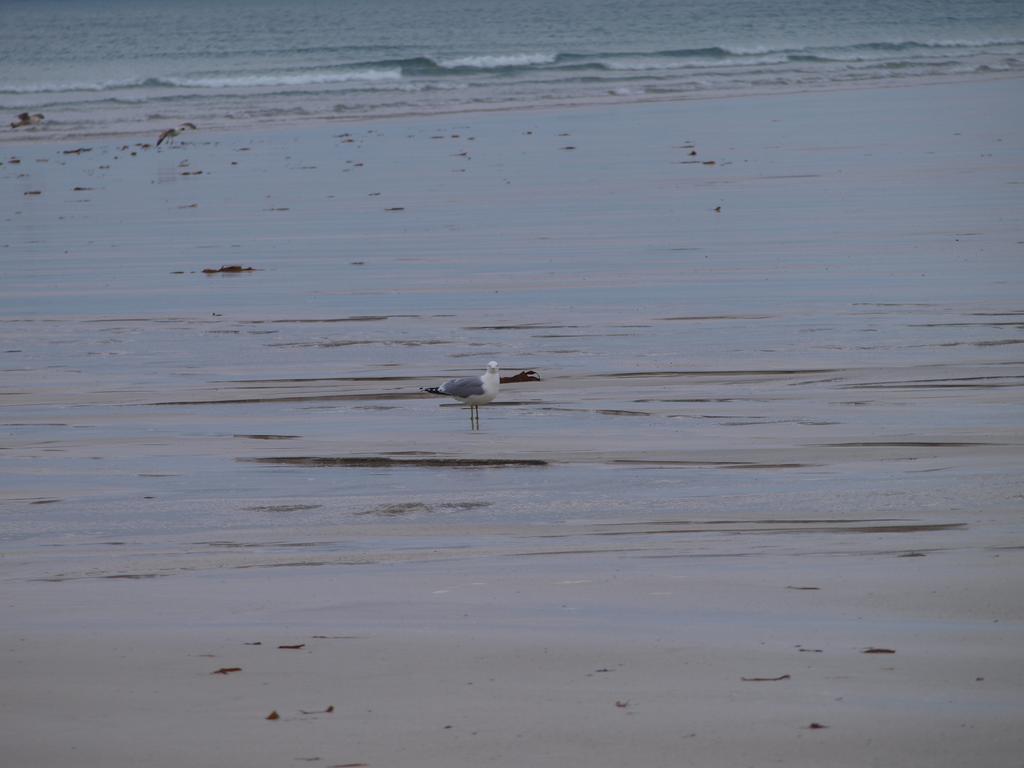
[421,361,500,428]
[156,128,179,146]
[10,112,44,128]
[157,122,197,146]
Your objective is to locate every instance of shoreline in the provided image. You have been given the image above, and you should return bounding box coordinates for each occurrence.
[3,70,1022,148]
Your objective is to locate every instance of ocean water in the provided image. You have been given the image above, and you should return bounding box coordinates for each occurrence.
[2,0,1022,140]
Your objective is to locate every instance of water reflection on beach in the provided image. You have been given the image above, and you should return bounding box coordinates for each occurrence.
[1,82,1022,577]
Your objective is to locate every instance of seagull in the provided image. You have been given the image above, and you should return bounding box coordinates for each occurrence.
[421,361,500,428]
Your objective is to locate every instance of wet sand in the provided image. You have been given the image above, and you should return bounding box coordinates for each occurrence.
[2,77,1024,766]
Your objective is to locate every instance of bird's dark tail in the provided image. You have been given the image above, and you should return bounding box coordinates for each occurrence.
[420,387,445,396]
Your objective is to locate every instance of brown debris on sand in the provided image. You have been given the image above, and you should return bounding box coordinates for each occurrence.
[500,370,542,383]
[10,112,44,128]
[211,667,242,675]
[202,265,255,274]
[741,674,791,682]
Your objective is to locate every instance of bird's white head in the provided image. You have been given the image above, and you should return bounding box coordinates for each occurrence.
[487,361,499,372]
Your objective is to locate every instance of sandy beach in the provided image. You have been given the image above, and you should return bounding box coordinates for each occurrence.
[2,76,1023,766]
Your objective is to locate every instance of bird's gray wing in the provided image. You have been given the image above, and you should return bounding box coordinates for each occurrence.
[440,376,485,398]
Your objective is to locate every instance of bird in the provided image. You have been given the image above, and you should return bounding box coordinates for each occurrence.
[156,122,197,147]
[421,361,500,428]
[156,128,179,146]
[10,112,44,129]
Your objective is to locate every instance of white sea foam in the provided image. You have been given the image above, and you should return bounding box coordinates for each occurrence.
[165,70,402,88]
[1,69,403,95]
[907,37,1024,48]
[717,44,779,56]
[1,77,149,94]
[438,53,557,69]
[605,54,789,71]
